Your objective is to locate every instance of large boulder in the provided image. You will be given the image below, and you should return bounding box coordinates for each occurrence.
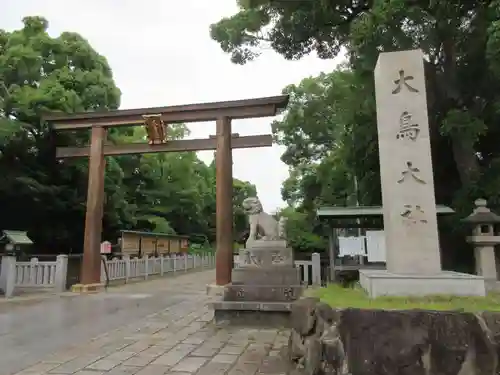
[287,298,500,375]
[290,297,319,336]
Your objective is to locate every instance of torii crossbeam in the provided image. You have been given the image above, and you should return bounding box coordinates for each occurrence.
[43,95,289,291]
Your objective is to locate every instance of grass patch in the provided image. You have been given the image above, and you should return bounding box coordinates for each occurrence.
[315,283,500,312]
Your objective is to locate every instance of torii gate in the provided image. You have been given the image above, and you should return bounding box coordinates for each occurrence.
[43,95,288,291]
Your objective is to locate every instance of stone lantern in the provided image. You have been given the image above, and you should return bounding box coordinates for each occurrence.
[463,198,500,290]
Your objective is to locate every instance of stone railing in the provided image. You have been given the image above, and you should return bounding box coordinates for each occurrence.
[0,253,215,298]
[0,255,68,298]
[102,253,215,284]
[294,253,321,285]
[288,297,499,375]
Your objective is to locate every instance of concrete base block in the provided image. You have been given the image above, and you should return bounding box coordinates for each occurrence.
[71,283,104,293]
[206,283,228,296]
[359,270,486,298]
[247,239,287,248]
[232,267,301,285]
[485,279,500,292]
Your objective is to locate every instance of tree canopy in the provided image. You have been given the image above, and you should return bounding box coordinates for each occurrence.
[211,0,500,267]
[0,17,257,254]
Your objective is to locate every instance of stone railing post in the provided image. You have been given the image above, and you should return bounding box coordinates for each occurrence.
[144,255,149,280]
[184,253,188,272]
[123,255,131,283]
[54,255,68,292]
[160,255,164,276]
[0,256,7,291]
[1,256,16,298]
[464,198,500,291]
[311,252,321,286]
[30,257,38,285]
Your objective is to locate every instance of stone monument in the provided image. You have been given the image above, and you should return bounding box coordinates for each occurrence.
[211,197,303,326]
[359,49,486,297]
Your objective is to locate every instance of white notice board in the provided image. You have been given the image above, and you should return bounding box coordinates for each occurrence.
[365,231,386,262]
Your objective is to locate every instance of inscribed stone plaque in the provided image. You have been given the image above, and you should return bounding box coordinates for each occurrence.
[374,49,441,274]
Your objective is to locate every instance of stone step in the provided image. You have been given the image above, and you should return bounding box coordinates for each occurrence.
[210,300,293,327]
[223,284,303,302]
[232,267,301,285]
[210,300,292,312]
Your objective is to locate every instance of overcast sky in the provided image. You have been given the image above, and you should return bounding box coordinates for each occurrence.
[2,0,342,212]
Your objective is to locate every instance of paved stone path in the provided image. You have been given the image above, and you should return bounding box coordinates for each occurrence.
[4,270,292,375]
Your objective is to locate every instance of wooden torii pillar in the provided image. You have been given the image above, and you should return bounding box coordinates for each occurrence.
[43,95,289,290]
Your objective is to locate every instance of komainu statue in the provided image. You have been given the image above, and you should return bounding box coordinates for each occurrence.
[242,197,286,248]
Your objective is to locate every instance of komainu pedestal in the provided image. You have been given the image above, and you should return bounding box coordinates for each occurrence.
[210,198,303,327]
[212,241,303,327]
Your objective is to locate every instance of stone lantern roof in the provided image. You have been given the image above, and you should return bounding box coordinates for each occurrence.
[462,199,500,224]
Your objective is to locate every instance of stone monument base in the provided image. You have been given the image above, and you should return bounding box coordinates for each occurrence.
[359,269,486,298]
[210,255,303,327]
[486,280,500,293]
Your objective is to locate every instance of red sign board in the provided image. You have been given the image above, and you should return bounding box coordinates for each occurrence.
[100,241,112,254]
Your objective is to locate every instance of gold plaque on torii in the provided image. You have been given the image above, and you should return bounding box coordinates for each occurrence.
[143,114,167,145]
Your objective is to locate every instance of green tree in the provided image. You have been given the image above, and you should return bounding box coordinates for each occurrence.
[0,16,121,252]
[0,16,266,259]
[233,178,258,239]
[211,1,500,269]
[210,0,500,205]
[275,69,379,209]
[200,158,258,243]
[278,206,325,253]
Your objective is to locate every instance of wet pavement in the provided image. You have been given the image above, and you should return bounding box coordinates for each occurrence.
[2,270,292,375]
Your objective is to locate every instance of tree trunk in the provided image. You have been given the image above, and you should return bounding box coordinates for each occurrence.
[442,37,480,186]
[450,134,479,186]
